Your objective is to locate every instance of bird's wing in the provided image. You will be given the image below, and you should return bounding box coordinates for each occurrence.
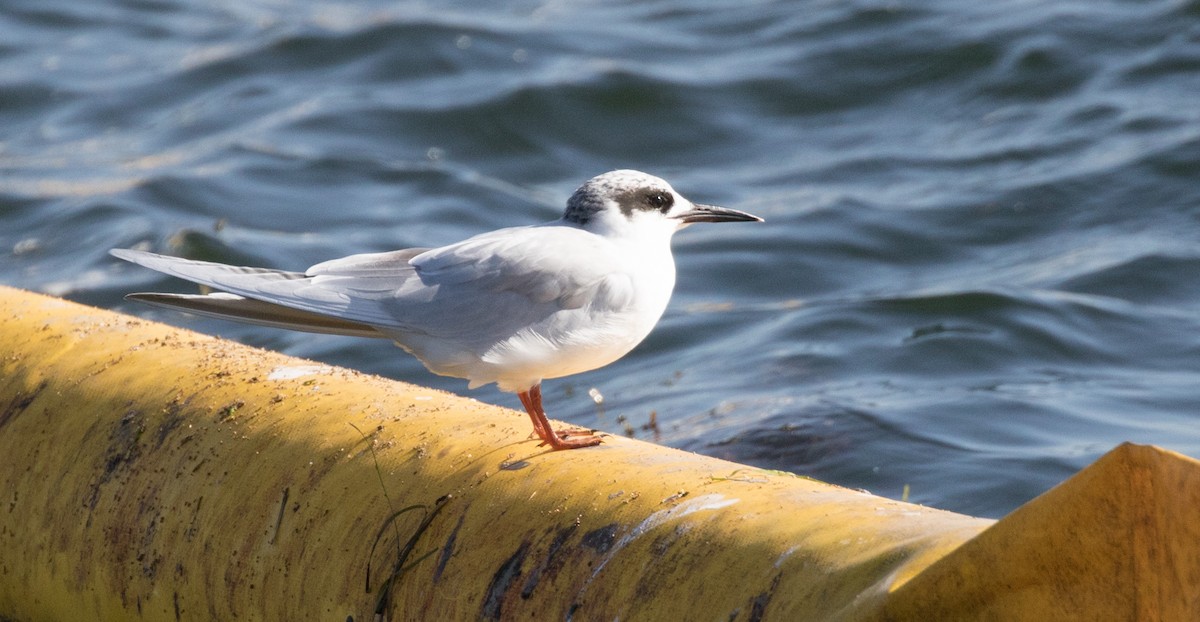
[110,248,310,288]
[111,224,624,343]
[407,224,617,308]
[125,292,386,338]
[363,224,636,349]
[110,248,430,329]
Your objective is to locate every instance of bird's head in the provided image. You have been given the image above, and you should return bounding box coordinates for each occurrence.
[562,170,761,239]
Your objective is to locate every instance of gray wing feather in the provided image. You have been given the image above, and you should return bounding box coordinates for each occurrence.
[110,248,426,328]
[358,224,628,348]
[126,292,386,338]
[409,225,611,303]
[111,223,619,349]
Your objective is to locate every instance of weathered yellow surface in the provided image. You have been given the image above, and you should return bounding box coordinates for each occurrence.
[877,442,1200,621]
[0,285,1196,620]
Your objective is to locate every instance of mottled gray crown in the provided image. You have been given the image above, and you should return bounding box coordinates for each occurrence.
[563,170,675,225]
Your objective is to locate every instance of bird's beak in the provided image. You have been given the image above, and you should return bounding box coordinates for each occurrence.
[675,203,764,224]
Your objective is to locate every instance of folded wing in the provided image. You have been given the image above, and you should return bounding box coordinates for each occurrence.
[110,223,623,350]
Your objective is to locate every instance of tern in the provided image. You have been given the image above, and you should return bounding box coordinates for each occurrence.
[111,170,762,450]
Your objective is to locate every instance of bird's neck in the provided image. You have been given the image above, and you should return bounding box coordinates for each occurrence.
[561,216,678,309]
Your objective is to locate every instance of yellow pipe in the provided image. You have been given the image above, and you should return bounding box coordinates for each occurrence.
[878,442,1200,621]
[0,285,1195,620]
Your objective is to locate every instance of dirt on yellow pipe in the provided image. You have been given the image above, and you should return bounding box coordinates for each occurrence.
[0,285,1196,620]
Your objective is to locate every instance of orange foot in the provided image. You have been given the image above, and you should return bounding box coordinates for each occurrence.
[518,384,604,450]
[540,429,603,450]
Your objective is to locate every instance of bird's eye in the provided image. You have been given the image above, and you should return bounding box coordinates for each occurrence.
[646,193,673,212]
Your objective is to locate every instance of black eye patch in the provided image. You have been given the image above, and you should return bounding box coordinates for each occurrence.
[612,186,676,217]
[645,192,673,212]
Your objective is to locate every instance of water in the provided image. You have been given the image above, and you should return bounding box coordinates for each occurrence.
[4,0,1200,518]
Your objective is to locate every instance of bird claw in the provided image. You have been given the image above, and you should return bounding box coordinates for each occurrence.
[556,426,597,438]
[537,428,604,450]
[519,386,603,449]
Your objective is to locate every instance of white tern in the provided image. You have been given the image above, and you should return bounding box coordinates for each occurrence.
[111,169,762,450]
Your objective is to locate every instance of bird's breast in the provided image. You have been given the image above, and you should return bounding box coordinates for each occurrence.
[477,255,676,387]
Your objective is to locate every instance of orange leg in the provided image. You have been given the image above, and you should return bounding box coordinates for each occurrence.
[518,389,549,439]
[529,385,597,440]
[517,384,602,450]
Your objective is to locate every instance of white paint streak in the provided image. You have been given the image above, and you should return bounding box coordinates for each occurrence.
[267,364,336,381]
[774,544,802,569]
[567,494,740,621]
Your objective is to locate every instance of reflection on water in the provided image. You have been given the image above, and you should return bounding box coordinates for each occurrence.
[3,0,1200,517]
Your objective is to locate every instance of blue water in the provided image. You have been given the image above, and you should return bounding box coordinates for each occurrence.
[4,0,1200,517]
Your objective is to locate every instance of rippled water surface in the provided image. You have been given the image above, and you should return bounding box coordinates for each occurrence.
[4,0,1200,517]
